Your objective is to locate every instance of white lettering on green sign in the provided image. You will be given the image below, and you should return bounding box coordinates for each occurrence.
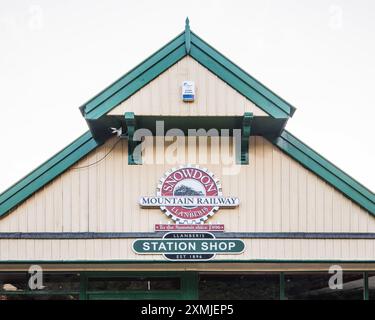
[132,239,245,254]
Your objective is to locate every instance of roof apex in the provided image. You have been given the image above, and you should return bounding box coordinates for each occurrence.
[79,20,296,123]
[185,17,191,54]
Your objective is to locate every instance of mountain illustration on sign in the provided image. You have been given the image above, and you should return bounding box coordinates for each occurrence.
[173,185,204,196]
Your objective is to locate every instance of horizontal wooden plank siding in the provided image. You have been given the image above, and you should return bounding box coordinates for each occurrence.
[0,136,374,235]
[0,135,374,261]
[0,239,374,261]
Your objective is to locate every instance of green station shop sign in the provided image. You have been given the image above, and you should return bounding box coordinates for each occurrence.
[133,239,245,253]
[132,232,245,261]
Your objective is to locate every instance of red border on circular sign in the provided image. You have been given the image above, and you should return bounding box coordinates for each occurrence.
[157,166,222,224]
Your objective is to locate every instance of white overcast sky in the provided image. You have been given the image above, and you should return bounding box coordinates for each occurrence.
[0,0,374,193]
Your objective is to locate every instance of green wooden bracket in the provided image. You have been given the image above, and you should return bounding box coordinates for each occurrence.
[124,112,142,165]
[237,112,253,164]
[185,17,191,54]
[181,272,199,299]
[279,272,285,300]
[364,271,369,300]
[79,273,88,300]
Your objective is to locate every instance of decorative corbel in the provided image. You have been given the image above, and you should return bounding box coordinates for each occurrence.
[239,112,253,164]
[124,112,142,165]
[185,17,191,54]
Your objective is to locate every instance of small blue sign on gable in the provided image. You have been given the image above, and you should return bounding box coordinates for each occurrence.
[182,81,195,101]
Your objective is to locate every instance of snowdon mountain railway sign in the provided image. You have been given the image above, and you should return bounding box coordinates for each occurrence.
[139,165,239,225]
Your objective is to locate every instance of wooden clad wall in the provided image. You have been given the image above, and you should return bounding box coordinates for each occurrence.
[0,136,374,261]
[0,239,374,262]
[0,53,374,262]
[0,136,374,234]
[108,56,268,116]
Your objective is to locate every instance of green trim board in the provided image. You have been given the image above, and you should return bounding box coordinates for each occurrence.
[80,26,296,121]
[80,32,185,117]
[0,290,80,295]
[189,39,290,119]
[0,131,101,218]
[112,115,287,136]
[268,130,375,215]
[189,32,295,117]
[1,260,375,264]
[1,232,375,239]
[82,33,186,120]
[86,43,186,121]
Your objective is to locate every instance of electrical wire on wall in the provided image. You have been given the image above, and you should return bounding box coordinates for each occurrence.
[71,128,125,170]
